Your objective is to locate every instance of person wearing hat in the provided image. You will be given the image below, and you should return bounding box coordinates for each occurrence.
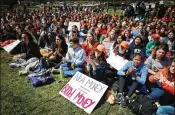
[146,33,162,57]
[113,41,129,60]
[85,44,108,82]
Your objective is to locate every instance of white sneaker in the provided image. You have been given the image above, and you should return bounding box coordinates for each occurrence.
[155,102,160,107]
[19,69,27,75]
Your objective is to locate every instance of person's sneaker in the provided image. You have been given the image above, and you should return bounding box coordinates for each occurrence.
[9,63,18,68]
[115,93,123,104]
[51,68,60,74]
[19,69,28,76]
[121,96,129,107]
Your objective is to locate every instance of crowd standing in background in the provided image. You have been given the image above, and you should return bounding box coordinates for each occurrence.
[0,1,175,115]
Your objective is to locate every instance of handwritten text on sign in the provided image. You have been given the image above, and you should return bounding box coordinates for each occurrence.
[59,72,108,114]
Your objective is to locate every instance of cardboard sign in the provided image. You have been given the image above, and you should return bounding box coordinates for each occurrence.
[59,72,108,114]
[159,1,163,4]
[103,41,114,56]
[151,4,155,8]
[68,22,80,31]
[3,40,21,53]
[106,54,128,70]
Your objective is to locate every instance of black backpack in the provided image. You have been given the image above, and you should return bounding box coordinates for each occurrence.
[128,94,157,115]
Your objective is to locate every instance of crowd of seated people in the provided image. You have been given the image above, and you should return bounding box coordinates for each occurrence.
[0,3,174,114]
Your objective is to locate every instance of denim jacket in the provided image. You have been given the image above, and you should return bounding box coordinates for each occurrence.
[117,61,148,85]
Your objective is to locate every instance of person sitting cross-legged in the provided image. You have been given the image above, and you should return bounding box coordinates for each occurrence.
[115,54,148,107]
[59,38,86,77]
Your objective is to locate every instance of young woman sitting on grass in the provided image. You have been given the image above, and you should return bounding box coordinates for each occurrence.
[115,54,148,107]
[59,38,86,77]
[47,35,68,68]
[82,32,99,56]
[85,44,108,83]
[147,59,175,115]
[9,32,42,68]
[145,44,171,75]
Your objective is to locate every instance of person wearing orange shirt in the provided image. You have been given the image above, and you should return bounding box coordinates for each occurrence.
[82,32,99,56]
[147,59,175,115]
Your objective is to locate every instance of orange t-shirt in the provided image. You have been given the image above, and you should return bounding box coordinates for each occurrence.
[82,41,99,56]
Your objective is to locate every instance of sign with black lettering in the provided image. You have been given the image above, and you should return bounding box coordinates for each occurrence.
[59,72,108,114]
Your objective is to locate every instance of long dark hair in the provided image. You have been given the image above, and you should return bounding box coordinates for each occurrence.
[56,35,66,50]
[21,31,33,42]
[132,36,144,48]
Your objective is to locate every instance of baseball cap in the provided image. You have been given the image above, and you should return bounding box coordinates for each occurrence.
[152,34,160,39]
[120,41,129,49]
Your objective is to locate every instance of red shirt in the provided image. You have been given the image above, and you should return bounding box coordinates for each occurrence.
[82,41,99,56]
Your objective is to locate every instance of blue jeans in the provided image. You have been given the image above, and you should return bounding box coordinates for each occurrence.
[157,106,175,115]
[60,63,83,77]
[147,88,164,100]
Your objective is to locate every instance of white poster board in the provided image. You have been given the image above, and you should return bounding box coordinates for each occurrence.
[151,4,155,8]
[3,40,21,53]
[68,22,80,31]
[106,54,128,70]
[103,41,114,56]
[59,72,108,114]
[159,1,163,4]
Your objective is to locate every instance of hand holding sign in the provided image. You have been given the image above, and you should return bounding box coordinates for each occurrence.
[59,72,108,114]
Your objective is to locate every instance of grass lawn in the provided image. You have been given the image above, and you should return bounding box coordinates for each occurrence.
[0,50,134,115]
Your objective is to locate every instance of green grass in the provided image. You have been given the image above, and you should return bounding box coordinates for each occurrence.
[1,50,133,115]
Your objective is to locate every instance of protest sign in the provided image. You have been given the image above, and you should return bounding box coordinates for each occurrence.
[68,22,80,31]
[151,4,155,8]
[59,72,108,114]
[3,40,21,53]
[103,41,114,56]
[159,1,163,4]
[106,54,128,70]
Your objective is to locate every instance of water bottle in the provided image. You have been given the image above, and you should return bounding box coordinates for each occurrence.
[60,66,64,78]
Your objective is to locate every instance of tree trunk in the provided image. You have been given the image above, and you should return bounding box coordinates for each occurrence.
[107,0,109,13]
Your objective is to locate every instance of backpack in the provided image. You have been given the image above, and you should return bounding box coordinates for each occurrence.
[28,74,54,87]
[128,94,157,115]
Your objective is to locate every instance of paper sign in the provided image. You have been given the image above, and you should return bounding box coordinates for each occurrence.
[3,40,21,53]
[159,1,163,4]
[103,41,114,56]
[106,54,128,70]
[68,22,80,31]
[151,4,155,8]
[59,72,108,114]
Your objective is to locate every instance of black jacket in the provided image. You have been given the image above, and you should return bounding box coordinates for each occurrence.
[20,41,42,60]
